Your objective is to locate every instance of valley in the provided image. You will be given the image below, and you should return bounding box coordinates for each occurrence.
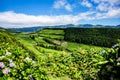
[0,27,120,80]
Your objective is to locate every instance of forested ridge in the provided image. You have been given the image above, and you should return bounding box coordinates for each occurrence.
[64,28,120,47]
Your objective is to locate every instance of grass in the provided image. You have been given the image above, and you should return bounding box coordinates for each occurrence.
[36,46,64,54]
[39,29,64,35]
[15,32,64,55]
[39,34,64,40]
[67,42,107,52]
[18,39,41,55]
[38,29,64,40]
[35,37,46,43]
[15,33,42,59]
[14,29,108,55]
[49,76,71,80]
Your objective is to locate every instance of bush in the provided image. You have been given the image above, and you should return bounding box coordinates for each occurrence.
[98,44,120,80]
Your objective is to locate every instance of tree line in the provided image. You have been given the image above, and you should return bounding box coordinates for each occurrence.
[64,28,120,47]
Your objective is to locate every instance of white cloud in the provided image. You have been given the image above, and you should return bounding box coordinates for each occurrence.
[93,0,120,11]
[95,8,120,19]
[96,2,110,11]
[93,0,120,4]
[77,11,96,20]
[81,0,92,8]
[0,11,77,28]
[65,4,72,12]
[92,0,107,3]
[109,0,120,4]
[53,0,66,9]
[53,0,72,11]
[0,9,120,28]
[0,11,95,28]
[106,8,120,17]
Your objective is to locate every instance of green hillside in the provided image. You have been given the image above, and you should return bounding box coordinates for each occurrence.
[64,28,120,47]
[0,28,120,80]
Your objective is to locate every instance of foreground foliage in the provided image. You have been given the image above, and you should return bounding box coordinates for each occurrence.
[0,28,120,80]
[98,45,120,80]
[0,43,48,80]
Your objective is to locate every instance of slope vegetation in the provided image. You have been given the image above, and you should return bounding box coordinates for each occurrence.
[0,28,120,80]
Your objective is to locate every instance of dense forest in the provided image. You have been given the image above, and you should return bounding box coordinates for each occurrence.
[64,28,120,47]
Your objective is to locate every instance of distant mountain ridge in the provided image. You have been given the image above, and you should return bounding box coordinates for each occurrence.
[5,24,120,32]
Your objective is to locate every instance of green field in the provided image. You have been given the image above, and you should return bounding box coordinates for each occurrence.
[0,28,120,80]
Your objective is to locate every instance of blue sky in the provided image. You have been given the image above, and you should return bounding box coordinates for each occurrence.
[0,0,120,28]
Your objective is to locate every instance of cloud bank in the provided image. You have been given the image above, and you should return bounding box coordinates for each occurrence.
[0,0,120,28]
[0,9,120,28]
[0,11,78,28]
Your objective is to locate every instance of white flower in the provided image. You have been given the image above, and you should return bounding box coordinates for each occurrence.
[29,74,34,80]
[113,44,119,49]
[0,62,5,68]
[117,62,120,66]
[32,61,35,64]
[10,62,15,68]
[0,56,5,59]
[116,57,120,62]
[8,59,13,63]
[3,68,10,74]
[24,57,30,61]
[6,50,11,55]
[100,50,106,55]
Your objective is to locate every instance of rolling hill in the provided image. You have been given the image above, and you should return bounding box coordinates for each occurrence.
[0,27,120,80]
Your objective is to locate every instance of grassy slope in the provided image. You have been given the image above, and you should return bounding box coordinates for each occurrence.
[19,29,107,54]
[12,30,72,79]
[67,42,107,52]
[38,29,107,52]
[39,29,64,35]
[2,28,110,79]
[38,29,64,40]
[14,33,42,59]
